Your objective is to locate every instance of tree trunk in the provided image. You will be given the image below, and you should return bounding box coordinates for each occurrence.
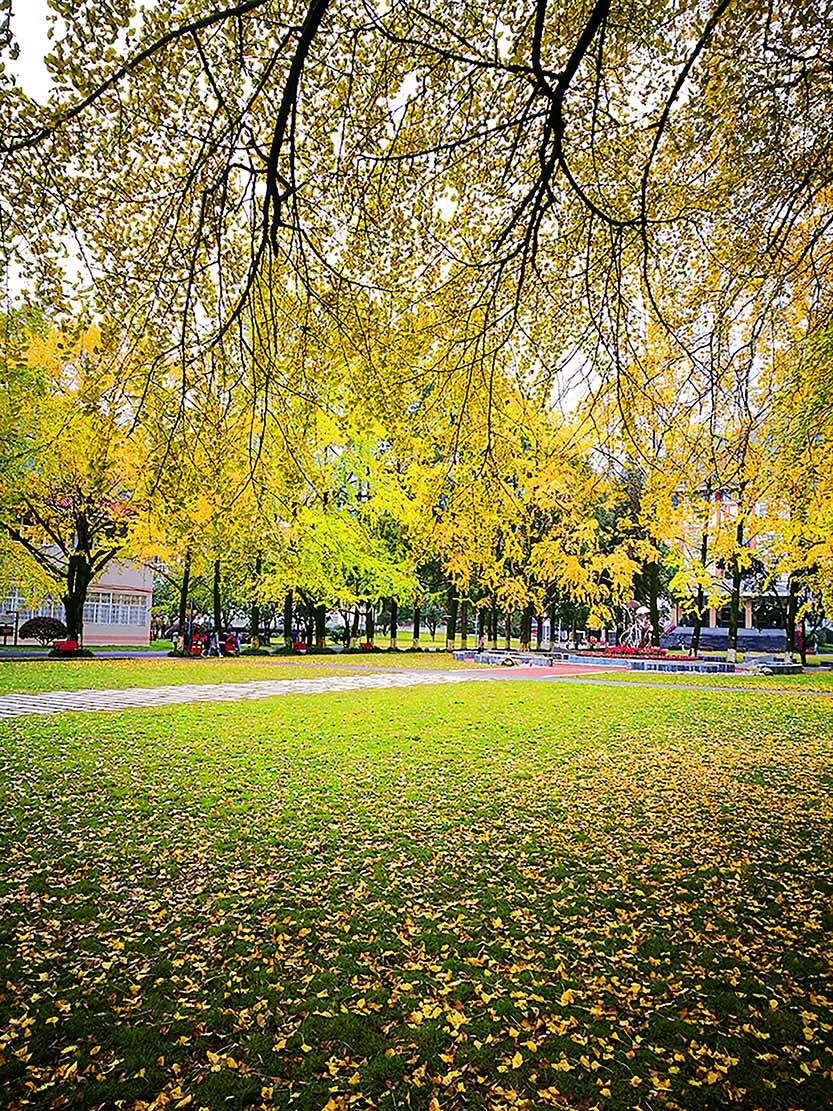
[446,584,459,651]
[785,573,800,660]
[646,562,661,646]
[535,613,543,651]
[212,559,222,636]
[304,604,314,648]
[549,602,558,651]
[726,519,744,664]
[690,530,708,657]
[520,603,534,651]
[250,553,262,648]
[177,549,191,655]
[459,598,469,649]
[284,590,294,650]
[504,610,512,651]
[489,599,498,650]
[315,604,326,651]
[412,601,421,647]
[389,597,398,650]
[62,554,93,646]
[365,604,375,646]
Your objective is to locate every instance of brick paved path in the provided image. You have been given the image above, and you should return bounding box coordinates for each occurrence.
[0,665,613,719]
[0,664,827,719]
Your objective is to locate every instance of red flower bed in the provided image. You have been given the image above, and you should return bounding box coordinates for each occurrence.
[579,645,667,658]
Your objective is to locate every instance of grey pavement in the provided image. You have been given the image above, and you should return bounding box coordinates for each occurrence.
[0,665,830,719]
[0,668,483,718]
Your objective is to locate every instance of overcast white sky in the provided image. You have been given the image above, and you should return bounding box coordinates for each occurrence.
[10,0,53,101]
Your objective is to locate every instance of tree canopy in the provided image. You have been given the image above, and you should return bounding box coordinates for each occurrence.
[0,0,832,654]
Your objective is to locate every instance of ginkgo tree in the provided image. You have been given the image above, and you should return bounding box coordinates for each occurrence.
[0,317,148,646]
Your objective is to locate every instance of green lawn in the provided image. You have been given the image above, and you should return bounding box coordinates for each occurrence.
[0,654,468,695]
[1,681,832,1109]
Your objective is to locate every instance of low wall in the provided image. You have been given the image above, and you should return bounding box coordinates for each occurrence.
[454,650,737,674]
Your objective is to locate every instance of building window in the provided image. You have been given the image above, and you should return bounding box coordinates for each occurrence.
[4,586,147,627]
[753,598,786,629]
[84,591,112,624]
[113,593,147,625]
[716,603,733,627]
[3,588,61,622]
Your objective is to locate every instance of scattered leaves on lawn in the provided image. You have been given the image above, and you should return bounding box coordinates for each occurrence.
[0,680,832,1110]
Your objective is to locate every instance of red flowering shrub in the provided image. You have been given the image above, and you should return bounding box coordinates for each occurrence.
[578,645,667,659]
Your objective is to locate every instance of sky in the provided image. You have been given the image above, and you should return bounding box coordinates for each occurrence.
[9,0,54,101]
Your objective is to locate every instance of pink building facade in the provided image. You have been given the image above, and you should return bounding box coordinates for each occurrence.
[2,561,153,646]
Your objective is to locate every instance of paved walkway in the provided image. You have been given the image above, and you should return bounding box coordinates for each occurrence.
[0,665,829,719]
[0,665,604,718]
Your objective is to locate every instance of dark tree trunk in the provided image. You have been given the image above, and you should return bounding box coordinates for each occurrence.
[446,584,459,651]
[726,519,744,662]
[389,597,398,649]
[284,590,294,649]
[520,603,534,651]
[177,549,191,654]
[340,609,352,649]
[785,573,800,659]
[476,606,485,641]
[459,598,469,649]
[212,559,222,636]
[646,562,661,646]
[535,613,543,651]
[315,604,326,650]
[365,604,375,645]
[549,602,558,650]
[489,599,498,650]
[412,601,421,647]
[690,530,708,657]
[62,554,93,645]
[251,553,262,646]
[504,610,512,651]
